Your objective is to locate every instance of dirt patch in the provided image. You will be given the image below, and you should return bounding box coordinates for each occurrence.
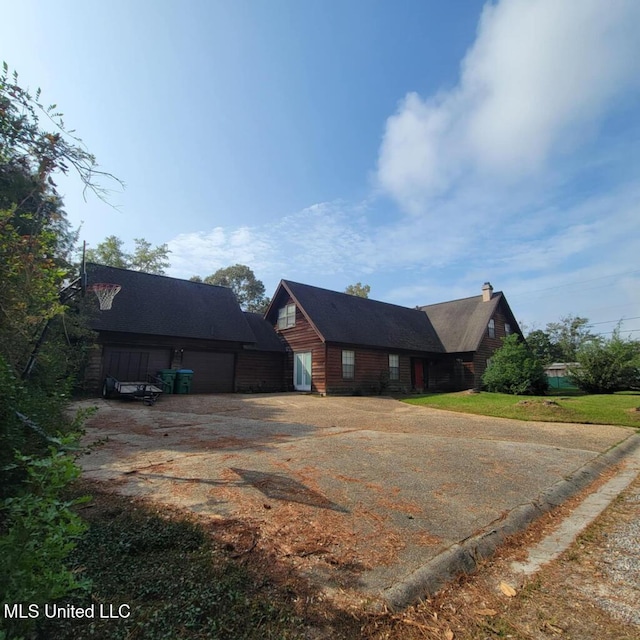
[516,399,560,408]
[209,465,412,588]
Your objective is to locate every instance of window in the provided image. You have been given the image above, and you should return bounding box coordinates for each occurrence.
[505,323,512,336]
[389,354,400,380]
[342,350,355,379]
[488,318,495,338]
[277,303,296,329]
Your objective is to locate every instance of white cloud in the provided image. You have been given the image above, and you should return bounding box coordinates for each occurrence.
[377,0,640,213]
[168,226,274,279]
[271,202,379,276]
[164,185,640,332]
[166,0,640,334]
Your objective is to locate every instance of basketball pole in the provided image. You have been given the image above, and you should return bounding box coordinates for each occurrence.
[22,241,87,380]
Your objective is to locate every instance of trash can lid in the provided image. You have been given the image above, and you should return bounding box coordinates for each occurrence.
[176,369,194,373]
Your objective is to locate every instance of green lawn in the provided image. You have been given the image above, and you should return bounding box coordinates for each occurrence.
[403,391,640,428]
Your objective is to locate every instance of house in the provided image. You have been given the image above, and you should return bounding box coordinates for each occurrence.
[264,280,444,395]
[84,264,285,394]
[85,263,522,396]
[419,282,523,390]
[265,280,523,395]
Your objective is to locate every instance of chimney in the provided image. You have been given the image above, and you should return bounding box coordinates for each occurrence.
[482,282,493,302]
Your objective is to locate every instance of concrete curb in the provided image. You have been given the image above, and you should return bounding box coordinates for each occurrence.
[383,432,640,610]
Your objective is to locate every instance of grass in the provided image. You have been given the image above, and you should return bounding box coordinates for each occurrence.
[403,390,640,428]
[31,485,315,640]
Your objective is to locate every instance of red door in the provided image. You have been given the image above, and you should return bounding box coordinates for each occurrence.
[413,359,424,390]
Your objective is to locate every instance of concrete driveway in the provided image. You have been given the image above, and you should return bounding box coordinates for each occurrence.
[77,393,636,606]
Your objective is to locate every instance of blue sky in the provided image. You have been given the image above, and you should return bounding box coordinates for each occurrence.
[3,0,639,336]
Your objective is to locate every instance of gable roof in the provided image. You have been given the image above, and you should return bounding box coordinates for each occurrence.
[242,312,286,352]
[270,280,444,353]
[86,263,256,343]
[420,291,513,352]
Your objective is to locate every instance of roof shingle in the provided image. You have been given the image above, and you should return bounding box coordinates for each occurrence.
[86,264,256,343]
[420,293,502,352]
[242,312,286,352]
[279,280,444,353]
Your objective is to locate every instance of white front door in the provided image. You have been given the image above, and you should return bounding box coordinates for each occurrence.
[293,352,312,391]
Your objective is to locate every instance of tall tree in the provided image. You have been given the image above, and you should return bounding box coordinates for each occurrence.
[86,235,170,274]
[0,64,117,371]
[85,235,128,268]
[130,237,170,273]
[545,315,595,362]
[1,65,115,611]
[345,282,370,298]
[525,329,561,365]
[202,264,269,313]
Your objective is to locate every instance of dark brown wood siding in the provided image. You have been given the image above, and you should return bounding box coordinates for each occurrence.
[235,350,285,392]
[273,297,326,393]
[83,345,103,393]
[473,303,517,388]
[325,345,412,394]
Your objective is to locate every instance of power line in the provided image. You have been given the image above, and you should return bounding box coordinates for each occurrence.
[582,302,639,314]
[596,328,640,335]
[587,316,640,326]
[509,269,640,299]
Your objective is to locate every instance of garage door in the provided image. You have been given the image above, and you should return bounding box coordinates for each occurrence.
[181,351,235,393]
[103,347,171,381]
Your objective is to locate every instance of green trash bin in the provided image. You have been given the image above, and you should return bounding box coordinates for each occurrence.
[174,369,194,394]
[157,369,177,394]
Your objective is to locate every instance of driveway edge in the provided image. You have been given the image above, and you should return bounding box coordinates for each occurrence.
[382,432,640,610]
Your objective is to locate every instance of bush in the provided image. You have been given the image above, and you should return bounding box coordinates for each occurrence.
[0,444,90,601]
[0,354,93,638]
[482,334,549,395]
[569,331,640,393]
[0,355,80,496]
[0,441,90,638]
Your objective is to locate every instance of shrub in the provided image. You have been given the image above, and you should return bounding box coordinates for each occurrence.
[0,440,90,638]
[0,354,93,637]
[482,334,548,395]
[0,355,80,497]
[569,331,640,393]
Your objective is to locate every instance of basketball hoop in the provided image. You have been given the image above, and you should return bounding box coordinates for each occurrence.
[89,283,121,310]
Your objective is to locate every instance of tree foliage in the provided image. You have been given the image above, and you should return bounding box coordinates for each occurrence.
[526,315,598,366]
[344,282,370,298]
[1,65,109,613]
[569,329,640,393]
[0,441,90,606]
[0,62,119,203]
[482,334,548,395]
[85,235,170,274]
[201,264,270,313]
[525,329,559,366]
[0,64,114,373]
[544,315,595,362]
